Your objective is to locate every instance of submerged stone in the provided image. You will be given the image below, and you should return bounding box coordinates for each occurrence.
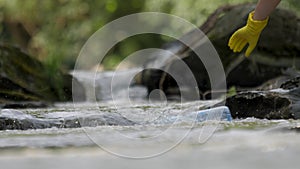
[0,109,135,130]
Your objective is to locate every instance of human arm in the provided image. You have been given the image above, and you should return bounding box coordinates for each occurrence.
[253,0,281,20]
[228,0,281,57]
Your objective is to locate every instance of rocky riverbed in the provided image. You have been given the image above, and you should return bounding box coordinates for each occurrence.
[0,101,300,169]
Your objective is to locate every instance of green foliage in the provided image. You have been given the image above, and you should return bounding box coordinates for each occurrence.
[0,0,299,71]
[0,0,145,70]
[227,86,237,97]
[144,0,256,26]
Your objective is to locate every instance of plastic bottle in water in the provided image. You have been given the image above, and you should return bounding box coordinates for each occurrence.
[194,106,232,122]
[164,106,232,124]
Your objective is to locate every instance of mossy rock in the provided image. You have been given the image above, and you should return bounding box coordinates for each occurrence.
[209,4,300,68]
[222,89,300,120]
[0,44,85,103]
[136,4,300,100]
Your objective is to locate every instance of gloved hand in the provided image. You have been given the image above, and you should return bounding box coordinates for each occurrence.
[228,11,269,57]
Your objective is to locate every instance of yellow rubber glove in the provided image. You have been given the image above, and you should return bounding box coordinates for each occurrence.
[228,11,269,57]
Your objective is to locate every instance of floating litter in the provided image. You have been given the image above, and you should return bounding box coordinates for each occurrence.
[161,106,232,124]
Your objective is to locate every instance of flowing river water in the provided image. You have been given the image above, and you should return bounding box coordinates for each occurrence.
[1,70,300,169]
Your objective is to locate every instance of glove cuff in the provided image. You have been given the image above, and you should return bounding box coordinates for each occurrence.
[247,11,269,33]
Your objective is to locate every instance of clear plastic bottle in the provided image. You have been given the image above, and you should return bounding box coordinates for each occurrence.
[195,106,232,122]
[162,106,232,124]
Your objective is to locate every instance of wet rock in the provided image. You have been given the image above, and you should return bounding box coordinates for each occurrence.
[222,76,300,119]
[0,109,59,130]
[0,109,135,130]
[290,126,300,132]
[76,114,136,127]
[0,44,85,102]
[0,101,50,109]
[223,89,300,119]
[280,76,300,90]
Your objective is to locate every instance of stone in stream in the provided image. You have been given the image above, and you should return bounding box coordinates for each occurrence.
[135,4,300,100]
[0,109,135,130]
[0,109,59,130]
[220,77,300,120]
[290,126,300,132]
[223,90,300,120]
[0,101,50,109]
[280,76,300,90]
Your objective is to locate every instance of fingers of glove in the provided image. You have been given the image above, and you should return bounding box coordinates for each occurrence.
[228,34,238,49]
[235,39,247,52]
[233,38,244,52]
[229,37,241,51]
[245,43,256,57]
